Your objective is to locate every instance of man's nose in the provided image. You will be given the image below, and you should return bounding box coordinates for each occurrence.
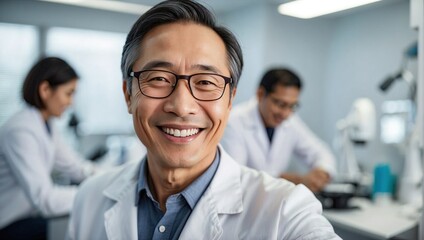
[279,106,292,118]
[163,80,198,117]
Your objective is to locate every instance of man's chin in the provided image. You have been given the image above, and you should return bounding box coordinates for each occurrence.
[274,120,284,126]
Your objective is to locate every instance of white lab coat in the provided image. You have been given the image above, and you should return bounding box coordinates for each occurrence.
[221,99,336,177]
[67,146,340,240]
[0,106,92,229]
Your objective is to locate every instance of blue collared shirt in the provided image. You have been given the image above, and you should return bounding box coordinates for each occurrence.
[135,150,220,240]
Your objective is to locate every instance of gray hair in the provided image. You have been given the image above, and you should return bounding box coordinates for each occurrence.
[121,0,243,94]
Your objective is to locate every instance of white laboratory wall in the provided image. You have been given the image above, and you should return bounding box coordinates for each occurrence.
[0,0,141,157]
[0,0,138,34]
[45,27,132,135]
[219,3,337,139]
[323,1,416,174]
[219,3,269,104]
[220,1,417,176]
[262,5,335,138]
[0,23,39,126]
[219,3,335,138]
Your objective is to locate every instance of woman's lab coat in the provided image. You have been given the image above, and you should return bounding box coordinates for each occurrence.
[221,99,336,177]
[0,106,92,229]
[67,146,340,240]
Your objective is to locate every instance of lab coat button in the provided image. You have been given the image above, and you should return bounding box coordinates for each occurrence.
[159,225,166,233]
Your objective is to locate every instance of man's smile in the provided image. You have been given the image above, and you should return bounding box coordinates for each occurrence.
[161,127,200,138]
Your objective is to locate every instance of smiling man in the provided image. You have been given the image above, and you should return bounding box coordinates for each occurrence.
[222,68,337,193]
[67,1,340,239]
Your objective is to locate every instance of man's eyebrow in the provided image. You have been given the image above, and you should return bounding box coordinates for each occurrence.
[141,61,224,75]
[141,61,173,70]
[192,64,223,74]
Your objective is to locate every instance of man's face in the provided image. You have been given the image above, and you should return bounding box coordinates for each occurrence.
[124,22,235,170]
[257,84,300,128]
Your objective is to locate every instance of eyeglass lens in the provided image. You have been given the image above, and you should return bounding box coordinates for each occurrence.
[137,70,229,101]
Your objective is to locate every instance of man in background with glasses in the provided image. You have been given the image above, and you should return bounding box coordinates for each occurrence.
[67,1,339,239]
[222,68,336,193]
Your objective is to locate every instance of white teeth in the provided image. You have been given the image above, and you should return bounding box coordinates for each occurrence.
[174,129,181,137]
[162,127,199,137]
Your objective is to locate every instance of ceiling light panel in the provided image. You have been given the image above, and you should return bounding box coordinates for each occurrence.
[278,0,382,19]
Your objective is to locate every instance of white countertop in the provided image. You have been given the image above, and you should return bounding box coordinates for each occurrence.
[323,198,420,239]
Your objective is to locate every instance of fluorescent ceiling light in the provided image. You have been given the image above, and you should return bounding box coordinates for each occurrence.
[40,0,151,15]
[278,0,382,19]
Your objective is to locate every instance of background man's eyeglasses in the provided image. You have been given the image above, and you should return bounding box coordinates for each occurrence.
[269,96,300,111]
[130,70,232,101]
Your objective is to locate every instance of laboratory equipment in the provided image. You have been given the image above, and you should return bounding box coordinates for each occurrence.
[398,125,422,206]
[379,41,422,206]
[372,163,394,204]
[379,41,417,101]
[334,98,376,183]
[380,100,414,144]
[319,98,376,209]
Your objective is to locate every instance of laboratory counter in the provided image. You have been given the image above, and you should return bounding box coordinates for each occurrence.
[323,197,419,240]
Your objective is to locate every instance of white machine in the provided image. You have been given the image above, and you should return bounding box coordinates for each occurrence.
[334,98,376,183]
[318,98,376,209]
[378,40,422,206]
[398,124,423,206]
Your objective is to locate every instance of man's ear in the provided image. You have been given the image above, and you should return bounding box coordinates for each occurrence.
[123,80,132,114]
[231,88,237,98]
[229,88,237,109]
[256,86,266,100]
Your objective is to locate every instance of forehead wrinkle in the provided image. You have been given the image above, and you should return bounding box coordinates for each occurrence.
[191,64,225,75]
[139,60,226,76]
[140,61,174,71]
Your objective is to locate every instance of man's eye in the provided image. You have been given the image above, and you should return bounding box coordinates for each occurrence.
[148,77,169,82]
[143,76,173,87]
[197,80,217,86]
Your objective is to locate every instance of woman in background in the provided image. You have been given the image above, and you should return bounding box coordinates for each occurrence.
[0,57,96,239]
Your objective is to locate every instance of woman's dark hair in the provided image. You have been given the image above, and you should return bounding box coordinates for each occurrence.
[22,57,78,109]
[259,68,302,94]
[121,0,243,94]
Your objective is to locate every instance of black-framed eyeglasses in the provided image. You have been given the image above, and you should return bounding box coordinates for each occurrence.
[130,70,233,101]
[268,96,300,112]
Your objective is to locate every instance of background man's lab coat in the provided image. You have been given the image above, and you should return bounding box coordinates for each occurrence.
[221,99,336,177]
[0,106,92,228]
[67,146,340,240]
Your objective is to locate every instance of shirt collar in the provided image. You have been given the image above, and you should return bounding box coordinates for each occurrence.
[135,150,221,209]
[135,156,150,205]
[181,150,220,209]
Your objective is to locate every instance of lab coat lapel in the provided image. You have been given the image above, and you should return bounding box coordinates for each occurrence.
[268,116,292,165]
[179,147,243,239]
[246,100,269,154]
[30,107,55,160]
[179,190,222,239]
[103,164,139,240]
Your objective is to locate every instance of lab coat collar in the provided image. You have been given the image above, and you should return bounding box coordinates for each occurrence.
[210,145,243,214]
[26,105,53,139]
[103,162,140,240]
[103,161,140,201]
[244,98,262,129]
[179,146,243,239]
[103,147,243,212]
[242,99,270,152]
[101,146,244,240]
